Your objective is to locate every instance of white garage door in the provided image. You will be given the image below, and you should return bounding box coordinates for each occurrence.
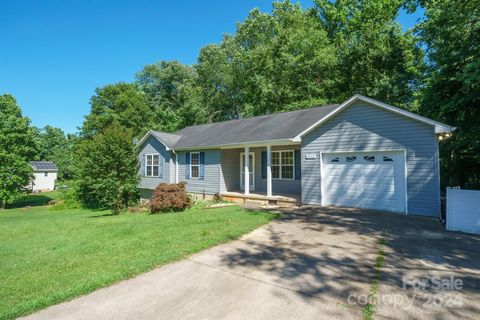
[322,151,406,213]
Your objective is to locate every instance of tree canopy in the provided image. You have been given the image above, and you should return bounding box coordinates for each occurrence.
[81,82,152,138]
[74,123,139,213]
[417,0,480,188]
[32,126,78,180]
[0,95,37,208]
[74,0,479,190]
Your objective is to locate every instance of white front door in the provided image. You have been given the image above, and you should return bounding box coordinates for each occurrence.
[322,151,406,213]
[240,152,255,191]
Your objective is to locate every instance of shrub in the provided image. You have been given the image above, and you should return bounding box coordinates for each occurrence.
[50,188,82,211]
[149,183,191,213]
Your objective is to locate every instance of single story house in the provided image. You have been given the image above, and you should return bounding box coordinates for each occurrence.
[137,95,454,217]
[29,161,58,192]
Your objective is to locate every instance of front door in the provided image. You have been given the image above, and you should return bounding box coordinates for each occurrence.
[240,152,255,190]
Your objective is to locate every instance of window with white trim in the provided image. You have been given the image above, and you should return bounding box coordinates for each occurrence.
[271,151,294,179]
[145,154,160,177]
[190,152,200,178]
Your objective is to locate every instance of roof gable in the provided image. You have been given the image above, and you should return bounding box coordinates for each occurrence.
[136,130,181,150]
[291,95,455,142]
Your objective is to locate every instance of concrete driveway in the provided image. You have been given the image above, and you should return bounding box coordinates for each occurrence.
[23,207,480,320]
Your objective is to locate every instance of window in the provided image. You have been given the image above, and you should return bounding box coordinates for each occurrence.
[330,157,340,163]
[145,154,160,177]
[44,172,48,177]
[271,151,294,179]
[190,152,200,178]
[364,155,375,162]
[383,156,393,162]
[346,156,357,163]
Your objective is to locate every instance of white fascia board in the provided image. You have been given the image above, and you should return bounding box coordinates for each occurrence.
[292,94,455,141]
[136,130,171,151]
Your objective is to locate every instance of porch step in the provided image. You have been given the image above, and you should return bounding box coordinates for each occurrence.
[221,192,300,207]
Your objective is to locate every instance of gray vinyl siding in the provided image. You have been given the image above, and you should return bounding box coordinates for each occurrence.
[219,146,301,195]
[178,150,221,194]
[220,149,239,192]
[138,136,172,189]
[301,102,441,217]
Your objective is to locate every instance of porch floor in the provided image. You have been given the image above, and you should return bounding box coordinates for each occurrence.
[220,191,301,205]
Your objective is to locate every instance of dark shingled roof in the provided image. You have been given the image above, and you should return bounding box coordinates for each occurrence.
[151,131,181,147]
[154,104,339,149]
[30,161,58,171]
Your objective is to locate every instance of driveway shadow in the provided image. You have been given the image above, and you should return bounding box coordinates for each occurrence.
[218,206,480,319]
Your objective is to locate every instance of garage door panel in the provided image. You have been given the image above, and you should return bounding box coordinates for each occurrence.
[322,151,406,213]
[363,191,397,200]
[363,183,395,193]
[329,189,360,198]
[325,175,360,185]
[327,166,362,178]
[328,197,362,208]
[362,167,394,179]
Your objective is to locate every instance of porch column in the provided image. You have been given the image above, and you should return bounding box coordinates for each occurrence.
[266,145,272,197]
[244,146,250,195]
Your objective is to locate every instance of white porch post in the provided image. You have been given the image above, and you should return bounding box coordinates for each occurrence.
[266,145,272,197]
[244,147,250,195]
[174,152,179,183]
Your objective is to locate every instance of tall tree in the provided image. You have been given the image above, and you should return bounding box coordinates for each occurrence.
[196,1,339,119]
[315,0,425,109]
[417,0,480,188]
[81,83,152,138]
[74,123,139,213]
[32,125,77,180]
[0,94,36,209]
[234,1,339,115]
[135,61,202,131]
[33,125,67,160]
[52,134,79,181]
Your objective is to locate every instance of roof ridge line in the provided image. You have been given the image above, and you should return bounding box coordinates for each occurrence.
[175,103,339,133]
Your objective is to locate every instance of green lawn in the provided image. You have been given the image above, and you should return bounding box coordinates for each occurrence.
[0,199,276,320]
[6,190,60,209]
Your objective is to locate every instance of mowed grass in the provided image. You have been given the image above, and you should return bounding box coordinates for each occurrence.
[0,201,277,320]
[6,191,60,209]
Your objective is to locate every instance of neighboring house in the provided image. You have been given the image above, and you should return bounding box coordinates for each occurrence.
[137,95,455,217]
[29,161,58,192]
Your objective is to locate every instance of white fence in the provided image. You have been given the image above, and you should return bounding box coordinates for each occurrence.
[446,188,480,235]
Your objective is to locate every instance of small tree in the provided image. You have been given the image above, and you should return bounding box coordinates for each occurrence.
[0,94,36,209]
[75,123,139,214]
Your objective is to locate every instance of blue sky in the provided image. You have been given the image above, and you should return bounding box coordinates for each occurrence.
[0,1,423,134]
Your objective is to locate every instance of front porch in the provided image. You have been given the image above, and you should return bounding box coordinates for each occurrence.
[219,145,302,206]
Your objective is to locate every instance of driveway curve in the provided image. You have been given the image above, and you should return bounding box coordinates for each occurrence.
[22,207,480,320]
